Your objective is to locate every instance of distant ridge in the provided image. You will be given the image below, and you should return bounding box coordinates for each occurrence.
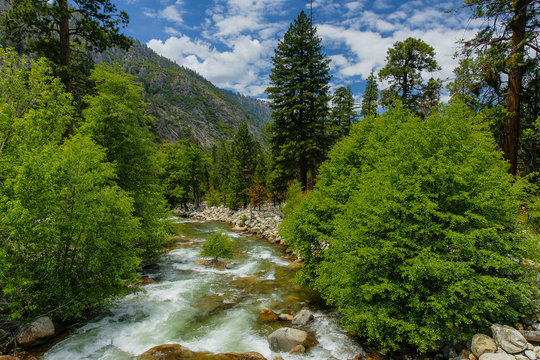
[93,41,272,148]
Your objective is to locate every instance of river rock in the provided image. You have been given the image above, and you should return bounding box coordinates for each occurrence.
[278,313,294,322]
[259,308,278,322]
[16,317,54,348]
[267,327,317,352]
[288,345,306,354]
[516,356,529,360]
[471,334,498,357]
[292,309,314,326]
[365,352,385,360]
[525,350,538,360]
[478,354,514,360]
[491,324,527,354]
[137,344,267,359]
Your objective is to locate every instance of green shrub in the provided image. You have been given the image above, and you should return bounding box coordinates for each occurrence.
[281,102,539,351]
[202,231,235,261]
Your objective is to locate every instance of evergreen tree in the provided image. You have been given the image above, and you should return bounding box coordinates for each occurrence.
[1,0,132,138]
[360,70,379,118]
[379,37,441,116]
[460,0,539,175]
[162,139,208,208]
[266,10,331,192]
[230,122,257,208]
[329,86,358,142]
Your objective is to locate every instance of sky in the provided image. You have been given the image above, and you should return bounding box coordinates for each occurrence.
[111,0,484,102]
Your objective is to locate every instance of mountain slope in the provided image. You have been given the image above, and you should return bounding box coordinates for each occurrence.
[93,41,271,148]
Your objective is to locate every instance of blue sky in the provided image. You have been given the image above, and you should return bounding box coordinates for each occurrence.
[112,0,483,101]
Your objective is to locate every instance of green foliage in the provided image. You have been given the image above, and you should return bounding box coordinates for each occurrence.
[3,136,141,320]
[201,231,235,261]
[1,0,131,105]
[82,63,168,256]
[161,139,208,207]
[230,122,257,208]
[329,86,359,143]
[379,37,441,116]
[266,10,331,192]
[0,48,147,320]
[360,70,379,118]
[281,102,539,351]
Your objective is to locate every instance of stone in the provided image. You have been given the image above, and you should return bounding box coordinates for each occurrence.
[16,317,55,348]
[292,309,314,326]
[365,352,384,360]
[534,346,540,354]
[267,327,317,352]
[137,344,267,360]
[525,350,538,360]
[478,354,514,360]
[272,357,284,360]
[136,278,155,286]
[491,324,528,354]
[533,323,540,332]
[277,313,294,322]
[469,354,478,360]
[516,356,530,360]
[530,344,536,351]
[288,345,306,354]
[471,334,498,357]
[259,308,278,322]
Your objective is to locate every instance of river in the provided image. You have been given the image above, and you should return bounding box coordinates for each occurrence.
[43,217,363,360]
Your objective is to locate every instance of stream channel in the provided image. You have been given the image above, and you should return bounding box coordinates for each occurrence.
[43,217,363,360]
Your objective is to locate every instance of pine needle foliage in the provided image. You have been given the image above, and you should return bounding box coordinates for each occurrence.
[281,102,539,351]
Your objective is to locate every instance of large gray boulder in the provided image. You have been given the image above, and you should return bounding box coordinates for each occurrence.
[267,327,317,352]
[491,324,527,354]
[292,309,314,327]
[471,334,498,357]
[16,317,55,348]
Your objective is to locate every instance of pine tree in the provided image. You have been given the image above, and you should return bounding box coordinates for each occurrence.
[461,0,539,175]
[1,0,132,138]
[379,38,441,116]
[230,122,257,208]
[329,86,358,142]
[266,10,331,192]
[360,70,379,118]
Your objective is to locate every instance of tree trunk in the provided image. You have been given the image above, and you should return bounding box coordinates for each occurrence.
[505,0,529,175]
[299,159,308,191]
[59,0,73,140]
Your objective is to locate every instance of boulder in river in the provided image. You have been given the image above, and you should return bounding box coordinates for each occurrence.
[137,343,267,359]
[16,317,55,348]
[292,309,314,326]
[478,353,515,360]
[267,327,317,352]
[471,334,497,357]
[491,324,527,354]
[259,308,278,322]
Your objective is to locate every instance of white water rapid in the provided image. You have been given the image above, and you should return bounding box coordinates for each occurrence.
[43,218,363,360]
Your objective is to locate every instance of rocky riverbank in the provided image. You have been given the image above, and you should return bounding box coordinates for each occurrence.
[173,204,284,244]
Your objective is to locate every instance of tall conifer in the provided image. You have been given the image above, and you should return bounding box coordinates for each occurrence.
[266,11,331,192]
[360,70,379,118]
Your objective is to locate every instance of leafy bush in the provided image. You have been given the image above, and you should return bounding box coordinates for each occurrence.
[201,231,235,261]
[281,103,539,351]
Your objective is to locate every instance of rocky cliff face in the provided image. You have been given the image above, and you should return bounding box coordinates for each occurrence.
[93,41,272,148]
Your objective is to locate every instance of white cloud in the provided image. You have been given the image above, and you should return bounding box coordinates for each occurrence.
[143,1,184,24]
[143,0,480,99]
[147,34,272,96]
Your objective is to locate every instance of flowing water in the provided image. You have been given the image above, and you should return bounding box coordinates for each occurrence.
[43,218,363,360]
